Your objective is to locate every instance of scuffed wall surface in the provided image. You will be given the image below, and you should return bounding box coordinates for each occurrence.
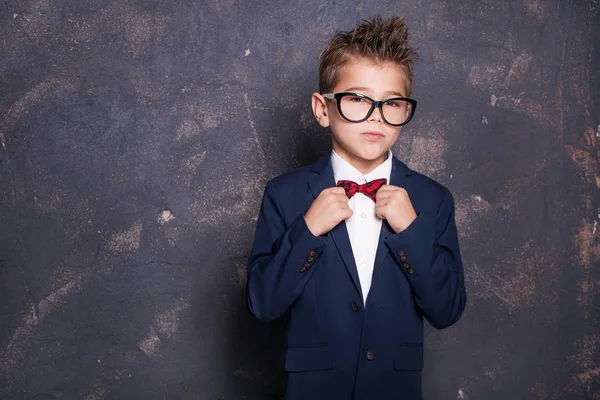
[0,0,598,398]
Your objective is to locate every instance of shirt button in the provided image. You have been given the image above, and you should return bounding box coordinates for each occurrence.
[360,212,367,219]
[366,350,375,361]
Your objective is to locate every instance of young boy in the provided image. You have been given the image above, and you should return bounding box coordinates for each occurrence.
[246,16,466,400]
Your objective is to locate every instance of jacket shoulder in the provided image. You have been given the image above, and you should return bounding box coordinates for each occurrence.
[400,160,453,204]
[266,164,314,194]
[412,170,450,193]
[268,154,328,192]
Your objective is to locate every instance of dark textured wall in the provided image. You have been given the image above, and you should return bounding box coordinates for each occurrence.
[0,0,598,399]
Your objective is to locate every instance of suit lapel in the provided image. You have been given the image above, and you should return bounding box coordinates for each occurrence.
[307,152,363,299]
[372,156,415,271]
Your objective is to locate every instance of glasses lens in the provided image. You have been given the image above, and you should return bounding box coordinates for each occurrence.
[338,95,373,122]
[381,99,413,125]
[338,95,413,125]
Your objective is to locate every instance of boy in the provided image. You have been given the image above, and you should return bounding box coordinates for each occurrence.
[246,16,466,400]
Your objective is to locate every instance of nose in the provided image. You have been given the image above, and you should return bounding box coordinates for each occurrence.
[368,104,384,123]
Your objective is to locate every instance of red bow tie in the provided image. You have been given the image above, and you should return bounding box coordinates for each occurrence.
[337,178,387,202]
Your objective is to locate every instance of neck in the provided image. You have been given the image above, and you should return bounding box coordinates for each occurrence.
[333,149,389,175]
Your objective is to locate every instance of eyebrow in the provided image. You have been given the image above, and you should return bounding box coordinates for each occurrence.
[342,86,406,98]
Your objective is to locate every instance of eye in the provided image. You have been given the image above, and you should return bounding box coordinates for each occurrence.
[347,95,368,103]
[386,100,401,107]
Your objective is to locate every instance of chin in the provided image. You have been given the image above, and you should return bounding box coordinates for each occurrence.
[357,148,388,160]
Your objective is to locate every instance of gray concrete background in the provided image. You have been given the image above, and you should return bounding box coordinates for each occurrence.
[0,0,599,398]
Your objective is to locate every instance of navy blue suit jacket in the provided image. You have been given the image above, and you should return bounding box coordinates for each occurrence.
[246,151,466,400]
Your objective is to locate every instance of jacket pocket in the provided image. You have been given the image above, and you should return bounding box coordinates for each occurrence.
[394,343,423,371]
[285,345,335,372]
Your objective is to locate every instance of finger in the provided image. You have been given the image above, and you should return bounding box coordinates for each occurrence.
[376,189,396,199]
[321,187,344,198]
[377,189,408,202]
[335,200,352,209]
[377,189,401,202]
[333,196,351,205]
[377,185,397,192]
[331,193,350,202]
[333,192,350,199]
[380,185,406,193]
[375,201,388,210]
[376,191,392,201]
[336,199,352,208]
[375,202,387,218]
[329,187,347,194]
[341,208,354,220]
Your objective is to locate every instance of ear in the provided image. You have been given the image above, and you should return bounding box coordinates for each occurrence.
[311,92,330,128]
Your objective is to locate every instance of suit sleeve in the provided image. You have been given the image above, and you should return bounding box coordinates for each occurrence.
[246,180,328,322]
[385,187,466,329]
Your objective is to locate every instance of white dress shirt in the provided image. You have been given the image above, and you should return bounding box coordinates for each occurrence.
[331,149,393,303]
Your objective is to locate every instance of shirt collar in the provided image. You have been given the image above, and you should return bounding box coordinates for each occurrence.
[331,149,393,184]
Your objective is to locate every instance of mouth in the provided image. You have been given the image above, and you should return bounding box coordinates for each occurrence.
[361,131,384,141]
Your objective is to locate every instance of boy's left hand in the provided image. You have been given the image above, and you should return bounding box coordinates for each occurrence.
[375,185,417,233]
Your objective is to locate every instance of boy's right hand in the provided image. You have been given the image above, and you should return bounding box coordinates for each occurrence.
[304,187,353,237]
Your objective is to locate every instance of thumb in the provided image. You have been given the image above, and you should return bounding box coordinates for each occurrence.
[342,208,354,220]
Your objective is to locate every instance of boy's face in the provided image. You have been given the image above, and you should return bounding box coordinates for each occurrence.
[312,57,409,174]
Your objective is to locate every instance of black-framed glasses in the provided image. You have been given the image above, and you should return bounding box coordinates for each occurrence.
[322,92,417,126]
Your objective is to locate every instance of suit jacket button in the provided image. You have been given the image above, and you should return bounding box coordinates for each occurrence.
[397,249,404,257]
[407,267,415,275]
[307,256,314,262]
[300,266,307,273]
[366,350,375,361]
[304,262,310,268]
[400,255,408,262]
[351,302,360,312]
[309,250,317,257]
